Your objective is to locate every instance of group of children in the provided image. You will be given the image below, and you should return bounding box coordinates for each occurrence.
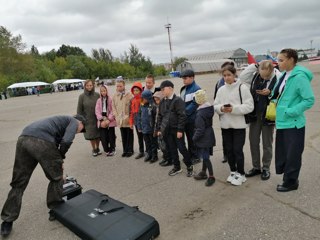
[93,76,218,187]
[93,61,257,189]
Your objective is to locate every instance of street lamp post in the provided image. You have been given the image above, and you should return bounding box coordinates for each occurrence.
[165,23,174,71]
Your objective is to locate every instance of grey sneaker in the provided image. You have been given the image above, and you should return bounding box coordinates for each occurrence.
[168,167,182,176]
[194,171,208,180]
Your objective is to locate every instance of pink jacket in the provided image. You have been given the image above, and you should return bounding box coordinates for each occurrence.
[95,96,116,128]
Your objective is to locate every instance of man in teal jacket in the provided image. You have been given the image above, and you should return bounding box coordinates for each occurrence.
[271,48,314,192]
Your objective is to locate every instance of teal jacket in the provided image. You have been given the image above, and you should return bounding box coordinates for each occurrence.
[272,65,314,129]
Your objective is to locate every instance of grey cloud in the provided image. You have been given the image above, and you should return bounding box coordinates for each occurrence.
[1,0,320,62]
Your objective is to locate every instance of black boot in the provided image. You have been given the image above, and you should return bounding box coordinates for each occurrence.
[0,221,13,236]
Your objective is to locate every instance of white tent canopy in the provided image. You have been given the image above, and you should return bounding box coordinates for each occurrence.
[52,79,85,85]
[7,81,51,89]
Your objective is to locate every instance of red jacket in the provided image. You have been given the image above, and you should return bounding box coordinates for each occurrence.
[129,82,143,127]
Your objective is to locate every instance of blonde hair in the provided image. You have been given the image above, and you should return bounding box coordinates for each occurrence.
[194,89,207,105]
[259,60,274,73]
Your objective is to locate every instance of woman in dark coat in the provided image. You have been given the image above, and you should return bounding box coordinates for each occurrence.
[77,79,101,156]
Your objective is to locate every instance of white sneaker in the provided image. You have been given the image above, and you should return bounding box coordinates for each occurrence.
[231,173,247,186]
[227,172,236,183]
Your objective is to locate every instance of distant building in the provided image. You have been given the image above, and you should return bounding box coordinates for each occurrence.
[177,48,247,73]
[297,48,317,59]
[254,55,268,62]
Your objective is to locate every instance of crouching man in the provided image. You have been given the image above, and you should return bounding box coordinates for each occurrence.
[0,115,86,237]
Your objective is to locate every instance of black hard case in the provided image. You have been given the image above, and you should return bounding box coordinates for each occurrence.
[52,189,160,240]
[62,182,82,200]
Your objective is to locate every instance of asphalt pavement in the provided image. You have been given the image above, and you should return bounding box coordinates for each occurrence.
[0,63,319,239]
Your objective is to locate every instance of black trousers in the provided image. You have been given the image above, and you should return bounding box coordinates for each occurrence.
[135,126,145,153]
[1,136,63,222]
[143,133,158,158]
[222,128,246,175]
[165,129,192,169]
[185,122,198,159]
[221,130,227,157]
[120,127,134,154]
[159,136,171,162]
[100,127,116,153]
[275,127,305,185]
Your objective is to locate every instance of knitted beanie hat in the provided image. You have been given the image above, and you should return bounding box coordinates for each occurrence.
[194,89,207,105]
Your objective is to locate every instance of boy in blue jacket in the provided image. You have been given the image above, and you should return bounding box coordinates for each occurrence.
[137,90,158,163]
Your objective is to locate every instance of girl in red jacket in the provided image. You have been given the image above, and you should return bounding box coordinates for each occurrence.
[130,82,145,159]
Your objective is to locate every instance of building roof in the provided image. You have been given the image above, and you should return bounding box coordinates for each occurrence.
[52,79,85,85]
[7,81,50,89]
[184,48,247,61]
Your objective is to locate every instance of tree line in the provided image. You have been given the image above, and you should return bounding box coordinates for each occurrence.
[0,26,170,91]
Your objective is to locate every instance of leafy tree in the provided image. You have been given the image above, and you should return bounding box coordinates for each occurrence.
[122,44,154,77]
[92,48,113,62]
[30,45,39,56]
[52,57,68,79]
[66,55,88,79]
[56,44,86,58]
[154,65,167,76]
[43,49,57,61]
[33,59,56,83]
[173,57,187,70]
[0,26,26,52]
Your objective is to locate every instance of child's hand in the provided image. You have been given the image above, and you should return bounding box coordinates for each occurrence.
[177,132,183,139]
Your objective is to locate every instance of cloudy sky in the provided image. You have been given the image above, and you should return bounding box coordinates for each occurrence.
[1,0,320,63]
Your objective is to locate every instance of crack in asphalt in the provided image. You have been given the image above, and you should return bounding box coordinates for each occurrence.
[263,192,320,222]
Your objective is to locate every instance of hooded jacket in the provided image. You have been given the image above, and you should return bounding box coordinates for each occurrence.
[95,86,116,128]
[192,102,216,148]
[137,90,157,134]
[77,88,100,140]
[272,65,314,129]
[129,82,143,127]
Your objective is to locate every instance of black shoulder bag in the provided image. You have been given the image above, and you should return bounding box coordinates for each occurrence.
[239,84,254,124]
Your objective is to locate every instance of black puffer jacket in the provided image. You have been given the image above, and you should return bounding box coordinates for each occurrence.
[157,94,186,134]
[192,103,216,148]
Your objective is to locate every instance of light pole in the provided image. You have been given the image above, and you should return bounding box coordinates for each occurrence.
[310,40,313,58]
[165,23,174,71]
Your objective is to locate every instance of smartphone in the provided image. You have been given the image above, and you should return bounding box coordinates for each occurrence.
[224,104,231,107]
